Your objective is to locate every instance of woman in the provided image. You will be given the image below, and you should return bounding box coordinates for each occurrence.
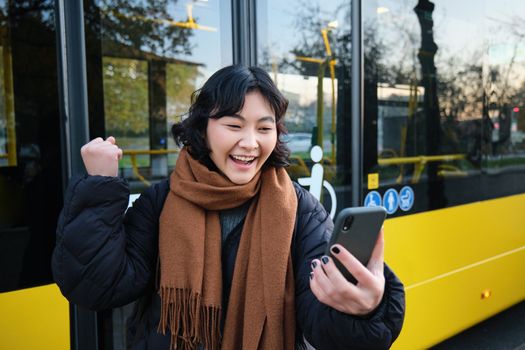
[52,65,405,349]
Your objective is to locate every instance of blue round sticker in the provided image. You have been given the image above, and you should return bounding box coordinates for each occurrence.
[383,188,399,214]
[399,186,415,211]
[364,191,382,207]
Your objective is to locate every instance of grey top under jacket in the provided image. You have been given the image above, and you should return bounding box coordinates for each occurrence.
[219,199,251,242]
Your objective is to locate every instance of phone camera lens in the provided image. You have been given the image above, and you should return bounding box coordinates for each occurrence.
[342,216,354,231]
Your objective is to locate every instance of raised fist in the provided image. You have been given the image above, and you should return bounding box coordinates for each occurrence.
[80,136,123,177]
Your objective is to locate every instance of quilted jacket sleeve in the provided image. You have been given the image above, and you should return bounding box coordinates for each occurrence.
[292,184,405,350]
[52,175,165,310]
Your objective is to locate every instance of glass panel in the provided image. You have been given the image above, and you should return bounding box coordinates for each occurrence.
[103,57,150,168]
[0,4,16,168]
[86,0,232,193]
[257,0,352,219]
[0,0,62,291]
[362,0,525,216]
[166,62,202,166]
[484,0,525,197]
[84,1,233,348]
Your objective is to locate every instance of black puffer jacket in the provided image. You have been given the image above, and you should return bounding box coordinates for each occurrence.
[52,175,405,349]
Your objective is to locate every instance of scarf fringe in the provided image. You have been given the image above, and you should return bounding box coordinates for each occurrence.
[158,287,222,350]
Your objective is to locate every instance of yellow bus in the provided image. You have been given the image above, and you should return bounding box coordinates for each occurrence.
[1,0,524,349]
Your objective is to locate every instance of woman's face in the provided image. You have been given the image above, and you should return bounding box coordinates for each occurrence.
[206,91,278,185]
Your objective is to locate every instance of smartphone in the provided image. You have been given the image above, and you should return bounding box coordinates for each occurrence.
[325,206,387,283]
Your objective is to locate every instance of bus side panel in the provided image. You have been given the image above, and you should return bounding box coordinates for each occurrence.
[385,193,525,349]
[0,284,69,349]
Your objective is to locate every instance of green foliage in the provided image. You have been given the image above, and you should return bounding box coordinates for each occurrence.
[97,0,195,58]
[103,57,149,136]
[0,46,5,132]
[166,63,201,123]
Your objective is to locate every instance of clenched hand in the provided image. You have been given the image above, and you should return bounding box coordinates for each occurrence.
[80,136,123,177]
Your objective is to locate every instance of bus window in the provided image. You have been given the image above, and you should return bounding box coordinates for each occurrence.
[102,57,150,170]
[0,26,16,168]
[257,0,352,217]
[361,3,525,348]
[84,0,232,348]
[362,0,525,215]
[85,0,232,193]
[0,0,63,291]
[483,0,525,197]
[363,1,499,215]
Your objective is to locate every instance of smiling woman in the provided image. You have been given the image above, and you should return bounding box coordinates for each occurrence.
[52,64,405,350]
[171,65,290,174]
[206,92,277,185]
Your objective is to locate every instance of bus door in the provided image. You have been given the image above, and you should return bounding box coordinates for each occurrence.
[82,1,232,348]
[256,0,356,218]
[0,0,69,349]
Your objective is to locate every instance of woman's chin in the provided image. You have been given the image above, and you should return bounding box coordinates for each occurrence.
[226,173,256,185]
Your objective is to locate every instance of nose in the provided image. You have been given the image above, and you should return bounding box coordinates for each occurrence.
[238,130,258,150]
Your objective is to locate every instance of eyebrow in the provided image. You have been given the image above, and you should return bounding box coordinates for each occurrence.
[228,114,276,123]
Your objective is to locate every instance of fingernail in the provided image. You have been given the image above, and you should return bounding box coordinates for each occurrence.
[331,246,340,254]
[311,261,317,269]
[321,256,329,265]
[309,272,313,280]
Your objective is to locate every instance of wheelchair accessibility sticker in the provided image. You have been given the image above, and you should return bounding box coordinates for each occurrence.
[364,191,382,207]
[365,186,415,214]
[298,146,337,219]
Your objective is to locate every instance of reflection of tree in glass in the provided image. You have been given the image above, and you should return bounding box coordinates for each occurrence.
[88,0,195,58]
[257,1,349,165]
[370,2,419,86]
[2,1,55,29]
[414,0,440,155]
[258,0,353,182]
[437,54,484,157]
[0,46,4,128]
[488,15,525,102]
[277,1,350,77]
[485,14,525,156]
[103,57,149,137]
[166,63,201,123]
[103,60,201,137]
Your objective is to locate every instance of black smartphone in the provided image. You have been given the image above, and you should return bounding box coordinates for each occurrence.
[325,206,387,283]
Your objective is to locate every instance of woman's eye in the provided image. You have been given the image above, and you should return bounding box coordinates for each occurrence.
[227,124,241,129]
[259,127,274,131]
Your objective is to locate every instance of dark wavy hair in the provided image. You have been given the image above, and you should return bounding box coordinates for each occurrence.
[171,65,290,169]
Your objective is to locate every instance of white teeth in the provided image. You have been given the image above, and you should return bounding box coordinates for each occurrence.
[232,155,256,162]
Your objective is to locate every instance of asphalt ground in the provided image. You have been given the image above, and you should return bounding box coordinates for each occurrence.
[430,300,525,350]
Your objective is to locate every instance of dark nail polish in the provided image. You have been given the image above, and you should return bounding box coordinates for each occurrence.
[309,272,313,280]
[321,256,329,264]
[311,261,318,269]
[331,246,340,254]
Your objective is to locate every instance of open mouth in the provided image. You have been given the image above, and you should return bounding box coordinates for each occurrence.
[230,155,257,165]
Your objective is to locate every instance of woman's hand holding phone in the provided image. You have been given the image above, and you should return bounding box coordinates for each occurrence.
[309,229,385,316]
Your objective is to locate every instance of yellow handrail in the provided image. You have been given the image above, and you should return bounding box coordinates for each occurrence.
[294,23,338,164]
[122,149,179,186]
[378,154,465,165]
[123,149,179,156]
[378,154,466,183]
[104,4,217,32]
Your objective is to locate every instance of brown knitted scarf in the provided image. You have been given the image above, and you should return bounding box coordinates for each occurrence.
[158,148,297,350]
